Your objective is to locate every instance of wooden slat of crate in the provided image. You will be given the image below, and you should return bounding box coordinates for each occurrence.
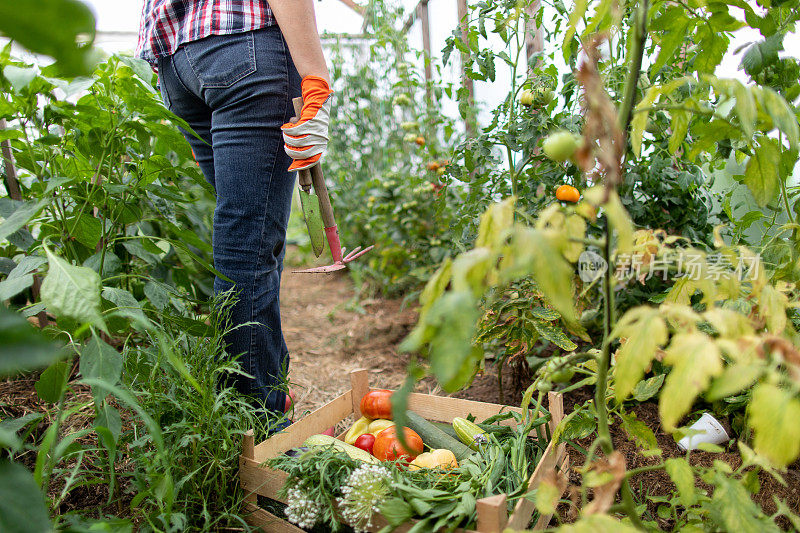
[240,370,570,532]
[242,502,305,533]
[240,456,288,501]
[253,389,354,462]
[406,392,526,424]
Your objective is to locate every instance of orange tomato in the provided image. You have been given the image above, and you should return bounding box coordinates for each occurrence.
[360,390,393,419]
[427,161,441,171]
[372,426,424,462]
[555,184,580,203]
[415,136,426,146]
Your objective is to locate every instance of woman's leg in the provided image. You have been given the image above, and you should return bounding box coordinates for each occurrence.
[159,26,300,422]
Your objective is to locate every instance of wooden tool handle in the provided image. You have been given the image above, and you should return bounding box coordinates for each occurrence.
[290,96,337,229]
[290,97,313,191]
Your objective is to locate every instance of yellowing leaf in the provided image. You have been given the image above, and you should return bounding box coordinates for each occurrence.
[707,363,763,401]
[501,228,577,323]
[558,515,639,533]
[610,307,667,402]
[605,192,633,254]
[665,458,695,507]
[702,308,755,338]
[450,248,494,296]
[759,284,788,334]
[475,197,514,249]
[631,85,661,157]
[668,109,689,155]
[535,471,566,515]
[748,383,800,467]
[659,333,722,430]
[563,214,587,263]
[418,258,452,316]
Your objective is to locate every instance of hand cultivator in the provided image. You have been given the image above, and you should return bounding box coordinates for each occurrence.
[290,97,374,273]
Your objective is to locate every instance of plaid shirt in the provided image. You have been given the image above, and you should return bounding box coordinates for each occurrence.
[137,0,275,65]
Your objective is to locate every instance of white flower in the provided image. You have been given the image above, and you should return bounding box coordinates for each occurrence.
[337,464,391,533]
[284,483,322,529]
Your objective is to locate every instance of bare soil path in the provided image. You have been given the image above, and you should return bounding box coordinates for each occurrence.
[280,270,425,415]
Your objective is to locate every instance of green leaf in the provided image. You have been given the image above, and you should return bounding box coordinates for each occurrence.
[0,0,98,76]
[423,291,483,392]
[0,199,48,244]
[610,307,667,402]
[659,333,722,430]
[650,14,692,74]
[748,383,800,467]
[379,497,414,527]
[709,471,779,533]
[35,360,70,403]
[744,137,781,207]
[0,460,52,533]
[665,458,695,507]
[631,373,664,402]
[741,33,783,77]
[533,320,577,351]
[694,25,728,74]
[143,280,170,311]
[2,65,38,92]
[619,411,659,453]
[0,306,63,377]
[562,0,589,63]
[68,213,103,249]
[0,128,23,142]
[554,408,596,441]
[79,335,122,385]
[757,87,799,149]
[41,248,105,330]
[0,274,33,301]
[631,86,661,157]
[101,287,152,329]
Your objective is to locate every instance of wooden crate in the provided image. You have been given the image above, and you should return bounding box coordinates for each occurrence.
[239,369,569,533]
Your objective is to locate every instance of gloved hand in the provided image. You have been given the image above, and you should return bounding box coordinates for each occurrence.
[281,76,333,172]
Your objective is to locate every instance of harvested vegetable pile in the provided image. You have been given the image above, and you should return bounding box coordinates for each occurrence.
[267,390,555,532]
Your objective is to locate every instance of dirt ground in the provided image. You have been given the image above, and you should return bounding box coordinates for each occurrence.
[280,269,426,415]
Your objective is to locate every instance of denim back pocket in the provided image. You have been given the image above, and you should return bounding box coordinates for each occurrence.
[182,31,256,89]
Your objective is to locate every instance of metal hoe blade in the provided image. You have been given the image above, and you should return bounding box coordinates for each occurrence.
[293,245,375,274]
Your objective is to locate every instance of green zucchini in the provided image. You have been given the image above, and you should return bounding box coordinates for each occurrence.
[432,420,514,437]
[405,411,474,461]
[303,434,379,463]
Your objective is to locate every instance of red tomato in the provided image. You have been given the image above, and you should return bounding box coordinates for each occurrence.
[354,433,376,455]
[372,426,423,462]
[360,390,393,419]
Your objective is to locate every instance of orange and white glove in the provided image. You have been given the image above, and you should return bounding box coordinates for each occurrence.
[281,76,333,172]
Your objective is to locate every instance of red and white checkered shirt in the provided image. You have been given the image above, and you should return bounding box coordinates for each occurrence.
[137,0,275,65]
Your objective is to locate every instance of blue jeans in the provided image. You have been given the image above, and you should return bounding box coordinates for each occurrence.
[157,25,300,419]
